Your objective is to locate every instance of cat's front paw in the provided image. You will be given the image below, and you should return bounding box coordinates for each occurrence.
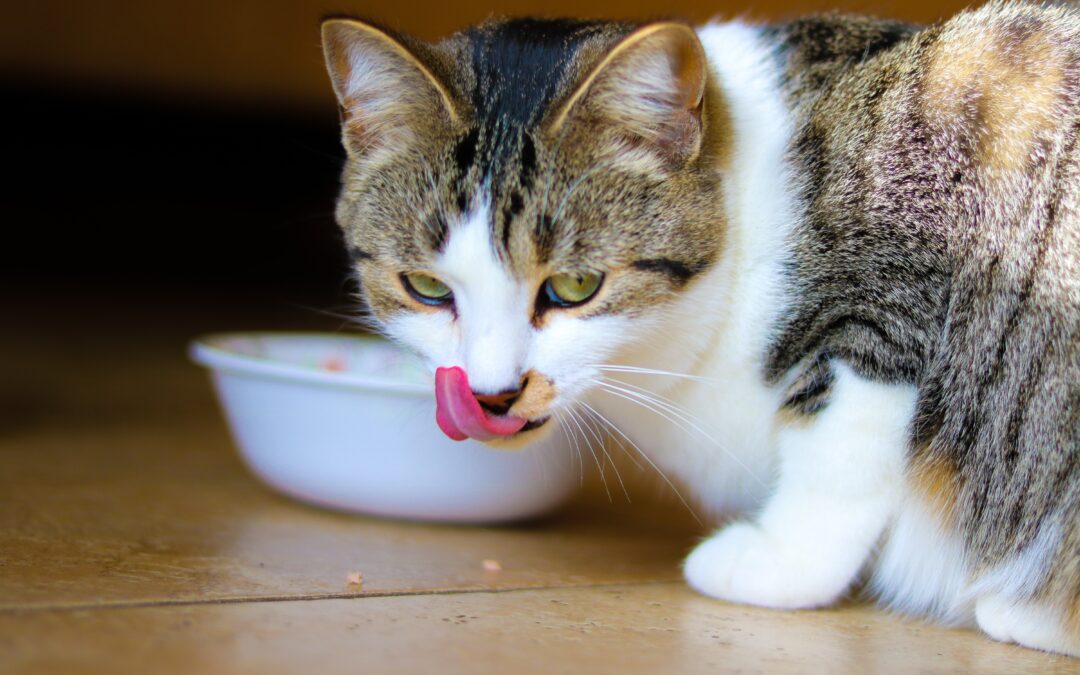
[683,522,851,609]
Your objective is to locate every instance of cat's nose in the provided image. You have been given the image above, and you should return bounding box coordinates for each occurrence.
[472,378,527,416]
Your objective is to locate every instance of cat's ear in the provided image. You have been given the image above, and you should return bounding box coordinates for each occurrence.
[321,19,457,155]
[551,23,707,166]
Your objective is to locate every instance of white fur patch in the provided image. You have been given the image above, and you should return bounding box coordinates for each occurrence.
[684,364,917,608]
[873,499,1076,655]
[871,498,973,624]
[433,198,533,393]
[387,196,533,394]
[975,594,1080,657]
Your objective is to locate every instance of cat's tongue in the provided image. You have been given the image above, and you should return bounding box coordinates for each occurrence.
[434,366,527,442]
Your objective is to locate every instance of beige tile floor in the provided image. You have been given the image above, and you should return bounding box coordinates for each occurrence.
[2,298,1076,673]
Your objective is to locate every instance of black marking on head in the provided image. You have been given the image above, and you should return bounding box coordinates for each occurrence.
[348,247,374,262]
[520,134,538,188]
[457,19,634,262]
[501,208,514,255]
[630,258,701,284]
[454,128,480,174]
[456,190,469,214]
[466,18,614,180]
[470,19,604,138]
[501,191,526,250]
[509,191,525,217]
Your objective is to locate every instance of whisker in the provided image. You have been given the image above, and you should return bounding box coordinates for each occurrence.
[578,398,702,525]
[596,379,768,490]
[576,404,631,502]
[566,405,612,502]
[601,376,699,418]
[591,364,724,385]
[285,301,390,338]
[553,409,585,488]
[578,401,645,472]
[560,408,591,490]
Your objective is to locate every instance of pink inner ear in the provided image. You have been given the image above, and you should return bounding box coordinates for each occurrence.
[435,366,527,442]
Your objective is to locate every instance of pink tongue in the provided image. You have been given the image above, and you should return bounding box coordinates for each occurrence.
[434,366,527,442]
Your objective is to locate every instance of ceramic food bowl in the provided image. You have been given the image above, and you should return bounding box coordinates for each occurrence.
[190,333,578,523]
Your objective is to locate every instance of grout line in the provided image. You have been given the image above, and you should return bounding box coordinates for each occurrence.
[0,579,684,616]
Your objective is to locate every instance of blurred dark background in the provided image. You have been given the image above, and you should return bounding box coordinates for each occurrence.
[3,0,974,325]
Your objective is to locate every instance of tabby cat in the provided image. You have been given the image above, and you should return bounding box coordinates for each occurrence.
[321,1,1079,655]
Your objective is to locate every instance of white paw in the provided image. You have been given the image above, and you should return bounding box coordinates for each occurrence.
[683,522,853,609]
[975,595,1080,657]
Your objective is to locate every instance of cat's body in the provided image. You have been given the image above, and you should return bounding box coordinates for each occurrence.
[322,1,1079,655]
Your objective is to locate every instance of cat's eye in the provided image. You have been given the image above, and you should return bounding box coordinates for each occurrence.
[402,272,453,305]
[543,272,603,307]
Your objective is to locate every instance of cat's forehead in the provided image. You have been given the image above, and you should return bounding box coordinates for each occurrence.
[437,19,633,189]
[408,19,634,268]
[451,18,630,136]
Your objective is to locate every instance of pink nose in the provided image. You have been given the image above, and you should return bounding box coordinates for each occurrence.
[434,366,527,442]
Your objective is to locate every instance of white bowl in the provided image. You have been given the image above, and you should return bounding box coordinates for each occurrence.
[190,332,578,523]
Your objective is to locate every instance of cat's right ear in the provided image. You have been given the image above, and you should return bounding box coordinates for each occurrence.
[321,19,457,156]
[550,23,708,168]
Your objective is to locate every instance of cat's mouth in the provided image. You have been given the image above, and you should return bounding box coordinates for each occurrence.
[519,418,549,433]
[480,416,551,450]
[434,366,550,443]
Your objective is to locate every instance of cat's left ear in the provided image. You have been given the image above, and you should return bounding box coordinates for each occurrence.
[551,23,707,167]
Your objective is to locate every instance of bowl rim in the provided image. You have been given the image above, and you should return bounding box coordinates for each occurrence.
[189,331,432,395]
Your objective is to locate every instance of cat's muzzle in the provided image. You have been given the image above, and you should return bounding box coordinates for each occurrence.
[435,366,539,442]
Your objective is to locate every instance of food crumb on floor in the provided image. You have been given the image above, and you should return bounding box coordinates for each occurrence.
[346,571,363,587]
[481,559,502,572]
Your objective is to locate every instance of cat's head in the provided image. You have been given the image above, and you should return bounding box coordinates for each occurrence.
[322,17,729,446]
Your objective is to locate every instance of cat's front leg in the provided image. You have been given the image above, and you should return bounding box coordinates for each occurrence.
[684,363,918,609]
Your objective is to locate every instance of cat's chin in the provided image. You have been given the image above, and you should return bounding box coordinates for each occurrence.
[480,417,553,450]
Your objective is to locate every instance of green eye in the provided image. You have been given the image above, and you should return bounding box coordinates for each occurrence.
[544,272,603,307]
[402,273,452,305]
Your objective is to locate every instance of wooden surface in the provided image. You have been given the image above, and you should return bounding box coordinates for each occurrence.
[1,297,1077,673]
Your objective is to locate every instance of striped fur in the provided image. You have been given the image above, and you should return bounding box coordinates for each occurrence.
[768,4,1078,649]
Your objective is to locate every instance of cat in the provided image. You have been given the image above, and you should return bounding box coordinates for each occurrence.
[320,0,1079,656]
